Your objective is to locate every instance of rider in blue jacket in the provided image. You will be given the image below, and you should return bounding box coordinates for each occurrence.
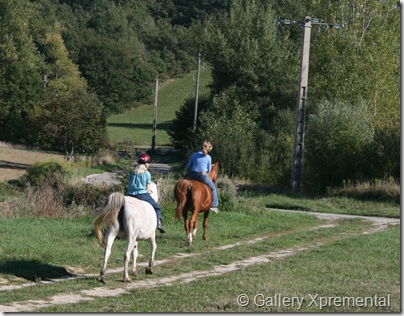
[127,153,166,233]
[186,141,219,213]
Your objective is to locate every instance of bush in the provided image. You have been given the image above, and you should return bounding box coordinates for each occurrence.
[23,159,71,188]
[217,176,238,212]
[64,182,119,209]
[304,100,374,193]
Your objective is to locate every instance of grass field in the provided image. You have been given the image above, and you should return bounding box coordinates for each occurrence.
[107,67,212,146]
[0,210,399,312]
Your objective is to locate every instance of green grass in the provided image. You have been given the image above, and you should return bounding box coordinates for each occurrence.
[107,68,212,146]
[0,206,399,312]
[237,190,400,218]
[34,221,400,312]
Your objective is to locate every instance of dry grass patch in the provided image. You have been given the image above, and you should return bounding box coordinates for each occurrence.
[0,147,64,180]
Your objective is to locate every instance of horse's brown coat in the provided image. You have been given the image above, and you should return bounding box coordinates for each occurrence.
[174,162,219,244]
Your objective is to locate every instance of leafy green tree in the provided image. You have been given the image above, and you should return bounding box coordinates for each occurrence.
[202,0,298,111]
[168,94,211,152]
[0,0,43,143]
[78,35,155,113]
[31,27,107,157]
[305,0,400,183]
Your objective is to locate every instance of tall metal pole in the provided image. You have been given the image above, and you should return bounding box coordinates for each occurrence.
[151,76,158,153]
[193,52,201,132]
[291,17,312,192]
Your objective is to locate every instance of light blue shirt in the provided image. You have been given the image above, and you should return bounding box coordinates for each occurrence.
[127,171,151,195]
[186,151,212,174]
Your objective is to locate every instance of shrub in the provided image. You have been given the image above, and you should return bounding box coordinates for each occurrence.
[304,100,374,193]
[90,149,120,167]
[26,181,66,218]
[217,176,238,212]
[23,159,71,188]
[64,182,119,209]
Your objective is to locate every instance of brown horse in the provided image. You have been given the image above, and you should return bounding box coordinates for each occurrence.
[174,162,219,245]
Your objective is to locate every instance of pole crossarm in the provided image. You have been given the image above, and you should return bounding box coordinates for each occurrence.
[276,17,344,29]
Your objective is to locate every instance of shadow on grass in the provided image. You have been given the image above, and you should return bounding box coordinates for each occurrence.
[0,260,74,282]
[108,121,173,131]
[265,203,311,212]
[237,183,313,212]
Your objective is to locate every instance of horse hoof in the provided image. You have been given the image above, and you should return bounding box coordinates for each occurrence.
[203,236,208,241]
[145,267,153,275]
[98,277,106,284]
[123,277,131,283]
[131,271,138,276]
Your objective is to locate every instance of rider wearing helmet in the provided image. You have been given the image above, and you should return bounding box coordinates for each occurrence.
[127,153,166,233]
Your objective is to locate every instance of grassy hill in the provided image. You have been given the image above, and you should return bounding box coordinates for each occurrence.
[107,67,212,147]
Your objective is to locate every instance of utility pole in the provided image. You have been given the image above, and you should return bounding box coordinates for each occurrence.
[193,52,201,132]
[277,17,343,192]
[290,16,312,192]
[151,76,158,153]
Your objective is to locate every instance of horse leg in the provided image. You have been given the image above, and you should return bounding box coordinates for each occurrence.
[183,212,193,245]
[98,227,118,284]
[193,219,198,239]
[145,235,157,274]
[188,211,200,245]
[131,241,139,276]
[202,211,209,241]
[124,235,137,282]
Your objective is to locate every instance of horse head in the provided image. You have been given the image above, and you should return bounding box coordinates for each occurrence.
[150,181,159,203]
[209,162,219,183]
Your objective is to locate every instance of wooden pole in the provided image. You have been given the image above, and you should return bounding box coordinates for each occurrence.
[193,52,201,132]
[291,17,312,192]
[151,76,158,153]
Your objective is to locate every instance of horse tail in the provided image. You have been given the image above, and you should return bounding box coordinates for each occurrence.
[174,180,192,220]
[94,192,125,247]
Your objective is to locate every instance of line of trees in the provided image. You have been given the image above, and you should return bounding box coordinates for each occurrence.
[0,0,228,154]
[169,0,400,192]
[0,0,399,192]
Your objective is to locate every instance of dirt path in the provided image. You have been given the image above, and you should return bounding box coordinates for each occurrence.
[0,211,399,312]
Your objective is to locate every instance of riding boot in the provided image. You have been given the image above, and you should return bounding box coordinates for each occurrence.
[157,218,166,233]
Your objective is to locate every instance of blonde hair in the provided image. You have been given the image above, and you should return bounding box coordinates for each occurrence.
[134,163,149,174]
[202,141,212,156]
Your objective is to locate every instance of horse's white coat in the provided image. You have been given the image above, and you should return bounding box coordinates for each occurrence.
[95,182,159,283]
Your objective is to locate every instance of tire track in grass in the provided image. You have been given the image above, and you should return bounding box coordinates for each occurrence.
[0,223,334,292]
[0,216,398,312]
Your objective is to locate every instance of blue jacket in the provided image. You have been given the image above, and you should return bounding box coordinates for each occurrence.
[186,151,212,174]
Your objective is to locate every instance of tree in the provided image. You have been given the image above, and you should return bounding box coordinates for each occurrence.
[307,0,399,129]
[202,0,298,111]
[31,26,107,158]
[306,0,400,183]
[0,0,43,143]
